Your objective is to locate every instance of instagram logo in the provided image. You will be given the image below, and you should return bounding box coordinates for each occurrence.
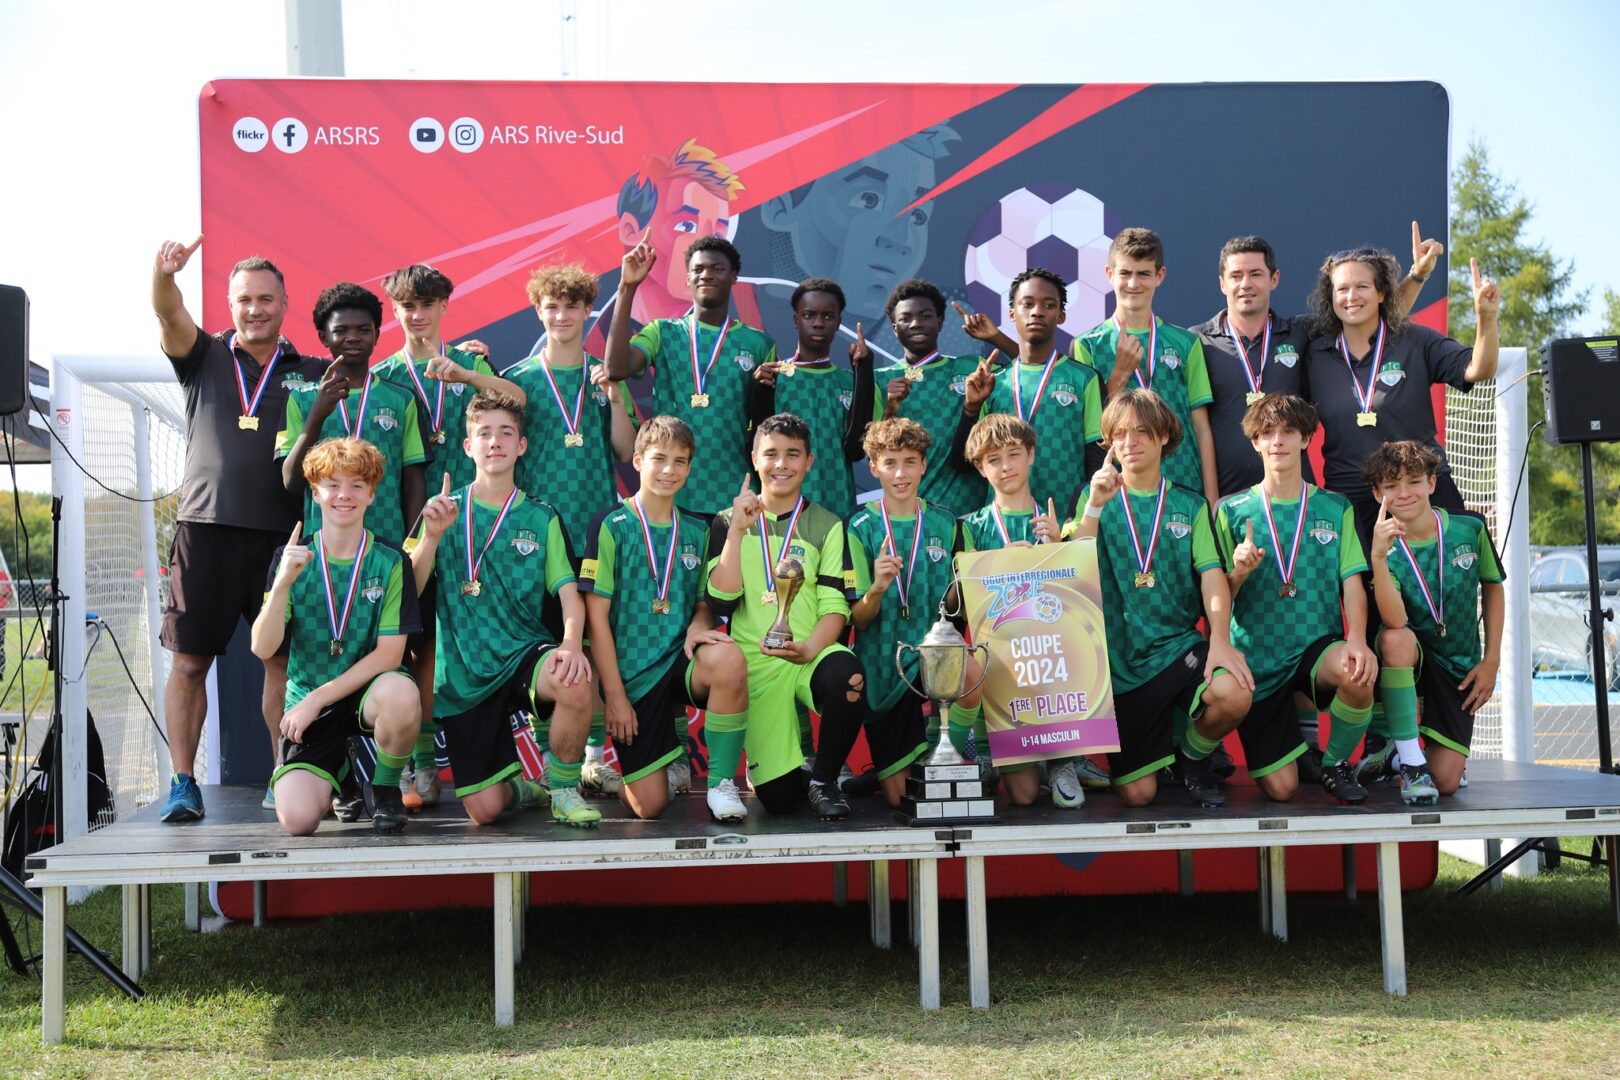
[448,116,484,153]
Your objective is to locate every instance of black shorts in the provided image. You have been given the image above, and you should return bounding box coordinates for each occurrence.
[1417,651,1474,756]
[161,522,288,656]
[617,655,701,784]
[865,693,928,780]
[440,643,556,798]
[272,671,414,792]
[1108,642,1210,785]
[1240,637,1334,778]
[409,577,436,654]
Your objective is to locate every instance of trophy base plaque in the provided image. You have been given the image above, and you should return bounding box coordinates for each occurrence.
[896,761,997,825]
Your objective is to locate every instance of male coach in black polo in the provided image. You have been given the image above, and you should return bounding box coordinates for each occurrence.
[152,236,326,822]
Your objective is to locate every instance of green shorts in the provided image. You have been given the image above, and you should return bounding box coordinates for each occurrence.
[741,642,853,787]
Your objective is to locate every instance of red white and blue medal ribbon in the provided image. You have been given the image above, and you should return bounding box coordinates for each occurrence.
[537,350,587,445]
[1114,315,1158,390]
[1397,509,1447,636]
[688,314,730,401]
[399,347,447,439]
[903,349,940,380]
[334,372,374,437]
[757,497,804,602]
[228,334,282,429]
[1260,485,1311,596]
[1337,319,1386,421]
[878,499,925,617]
[1011,349,1060,421]
[990,503,1036,546]
[631,495,680,613]
[1118,479,1167,587]
[462,486,519,593]
[1225,315,1272,400]
[317,529,369,654]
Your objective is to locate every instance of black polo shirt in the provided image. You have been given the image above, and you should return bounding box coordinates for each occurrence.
[1192,309,1314,496]
[166,328,326,532]
[1304,322,1474,501]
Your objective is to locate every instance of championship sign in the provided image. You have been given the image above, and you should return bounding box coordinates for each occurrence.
[956,540,1118,767]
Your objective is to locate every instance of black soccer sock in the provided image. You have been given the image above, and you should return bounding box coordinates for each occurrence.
[807,651,867,786]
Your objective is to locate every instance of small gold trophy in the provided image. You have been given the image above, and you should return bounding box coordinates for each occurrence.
[760,557,805,650]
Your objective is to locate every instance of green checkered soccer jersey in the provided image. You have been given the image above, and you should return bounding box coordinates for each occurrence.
[268,531,418,710]
[1382,509,1503,681]
[959,504,1038,551]
[772,364,857,520]
[372,346,493,494]
[1075,482,1222,692]
[977,356,1102,509]
[578,498,712,703]
[429,490,576,717]
[1073,318,1212,494]
[502,353,623,548]
[847,501,962,713]
[1215,485,1368,699]
[706,500,857,653]
[277,375,427,545]
[631,318,775,514]
[875,355,987,517]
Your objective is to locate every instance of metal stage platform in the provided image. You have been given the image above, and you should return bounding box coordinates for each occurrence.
[23,759,1620,1045]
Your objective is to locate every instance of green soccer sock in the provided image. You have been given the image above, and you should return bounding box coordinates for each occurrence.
[1366,701,1391,740]
[586,711,606,754]
[1380,667,1420,741]
[948,702,981,757]
[546,755,583,792]
[1323,695,1374,766]
[411,726,438,770]
[532,716,553,756]
[372,749,409,790]
[797,705,816,757]
[705,710,747,788]
[508,776,546,811]
[1181,724,1221,762]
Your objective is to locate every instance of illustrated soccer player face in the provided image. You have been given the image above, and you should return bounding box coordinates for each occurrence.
[653,179,733,304]
[319,307,380,366]
[1009,277,1066,347]
[1219,252,1279,321]
[229,269,289,348]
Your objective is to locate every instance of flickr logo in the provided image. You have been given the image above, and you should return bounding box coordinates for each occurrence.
[232,117,269,153]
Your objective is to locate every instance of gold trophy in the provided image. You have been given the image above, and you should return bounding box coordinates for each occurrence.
[759,557,805,650]
[895,600,995,824]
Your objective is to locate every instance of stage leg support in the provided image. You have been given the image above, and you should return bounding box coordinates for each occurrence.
[493,872,516,1027]
[184,880,200,932]
[907,860,920,949]
[1484,840,1504,893]
[917,858,940,1010]
[966,854,990,1009]
[1377,841,1407,996]
[252,881,266,927]
[122,885,142,981]
[139,883,151,973]
[512,872,527,964]
[832,861,847,907]
[1607,835,1620,927]
[41,886,65,1045]
[868,861,891,949]
[1342,845,1357,901]
[1178,850,1195,896]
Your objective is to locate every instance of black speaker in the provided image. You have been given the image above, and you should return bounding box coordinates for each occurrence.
[1542,335,1620,446]
[0,285,27,417]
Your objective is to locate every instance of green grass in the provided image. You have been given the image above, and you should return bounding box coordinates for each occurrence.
[0,614,49,715]
[2,850,1618,1078]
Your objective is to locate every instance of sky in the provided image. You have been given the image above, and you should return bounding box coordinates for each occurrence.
[0,0,1617,490]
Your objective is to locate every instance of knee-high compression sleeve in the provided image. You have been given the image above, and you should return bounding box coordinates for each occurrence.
[808,651,867,787]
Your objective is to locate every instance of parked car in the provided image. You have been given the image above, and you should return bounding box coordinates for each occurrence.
[1529,545,1620,689]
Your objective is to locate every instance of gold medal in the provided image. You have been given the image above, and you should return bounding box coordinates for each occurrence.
[778,362,796,377]
[329,640,343,657]
[564,433,584,447]
[432,430,446,444]
[1245,391,1265,406]
[238,415,260,431]
[903,365,924,382]
[1437,622,1447,638]
[652,599,671,615]
[462,579,482,597]
[1279,583,1298,598]
[1134,571,1155,589]
[760,590,778,606]
[691,393,710,408]
[1356,410,1378,427]
[402,536,420,554]
[901,604,911,620]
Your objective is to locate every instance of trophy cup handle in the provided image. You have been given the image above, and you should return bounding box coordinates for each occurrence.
[962,642,991,699]
[894,642,928,700]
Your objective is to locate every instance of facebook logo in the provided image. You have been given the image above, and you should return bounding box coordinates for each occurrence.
[271,117,308,154]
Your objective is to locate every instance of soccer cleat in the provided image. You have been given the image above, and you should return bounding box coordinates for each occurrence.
[1353,740,1398,788]
[260,782,276,811]
[161,774,205,822]
[667,758,693,799]
[369,785,409,834]
[1321,761,1369,804]
[1457,767,1468,789]
[1049,761,1086,810]
[706,778,748,822]
[333,769,364,822]
[1209,744,1236,780]
[807,780,851,820]
[510,776,549,811]
[1182,755,1227,808]
[550,787,602,828]
[840,767,881,797]
[580,756,623,796]
[1296,746,1326,785]
[1072,756,1113,790]
[1398,764,1440,806]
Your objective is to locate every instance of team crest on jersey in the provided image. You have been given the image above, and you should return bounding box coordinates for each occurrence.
[1165,513,1192,540]
[1274,345,1299,369]
[1309,519,1339,545]
[950,377,968,395]
[787,542,806,560]
[593,386,609,406]
[281,375,309,390]
[373,407,399,432]
[361,577,384,605]
[735,352,756,372]
[450,383,468,397]
[1053,383,1077,407]
[1378,364,1406,386]
[1452,547,1478,571]
[926,536,947,562]
[839,391,854,410]
[1161,349,1181,370]
[680,543,700,571]
[510,530,539,556]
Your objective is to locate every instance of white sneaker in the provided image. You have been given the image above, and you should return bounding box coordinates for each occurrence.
[1071,756,1112,790]
[580,756,622,795]
[1050,761,1086,809]
[667,758,693,798]
[706,778,747,822]
[837,762,856,790]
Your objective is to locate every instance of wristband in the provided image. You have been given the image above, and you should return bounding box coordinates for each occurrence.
[1082,503,1103,520]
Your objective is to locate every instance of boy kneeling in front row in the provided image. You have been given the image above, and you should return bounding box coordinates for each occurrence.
[253,437,422,835]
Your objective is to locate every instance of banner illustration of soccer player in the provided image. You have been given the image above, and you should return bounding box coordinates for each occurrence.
[957,541,1118,767]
